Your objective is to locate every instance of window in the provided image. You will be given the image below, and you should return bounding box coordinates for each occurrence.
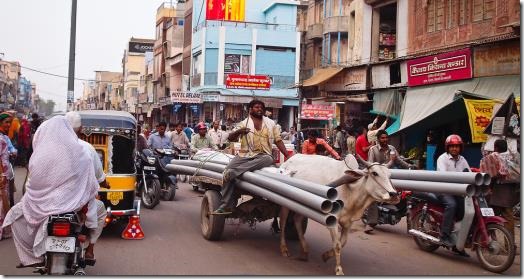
[192,53,201,76]
[473,0,495,21]
[447,0,457,29]
[389,63,401,85]
[427,0,444,32]
[224,54,251,74]
[459,0,468,25]
[178,20,184,26]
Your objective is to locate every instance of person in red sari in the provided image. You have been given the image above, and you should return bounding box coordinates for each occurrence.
[17,118,31,167]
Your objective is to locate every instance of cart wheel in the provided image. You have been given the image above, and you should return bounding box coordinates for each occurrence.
[285,212,309,241]
[201,190,226,241]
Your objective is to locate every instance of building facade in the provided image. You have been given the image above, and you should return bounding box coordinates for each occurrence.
[189,0,301,130]
[123,38,155,113]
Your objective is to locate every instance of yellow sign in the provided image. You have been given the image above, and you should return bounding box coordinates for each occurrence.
[463,99,498,143]
[107,191,123,206]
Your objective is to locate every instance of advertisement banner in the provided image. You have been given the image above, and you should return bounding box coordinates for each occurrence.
[128,42,154,53]
[171,91,203,103]
[464,99,497,143]
[407,48,472,87]
[206,0,244,21]
[224,54,240,73]
[300,104,335,120]
[225,74,271,90]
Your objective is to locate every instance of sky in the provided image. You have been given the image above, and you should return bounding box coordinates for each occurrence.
[0,0,170,112]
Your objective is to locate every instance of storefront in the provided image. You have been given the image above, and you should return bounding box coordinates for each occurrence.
[171,91,203,125]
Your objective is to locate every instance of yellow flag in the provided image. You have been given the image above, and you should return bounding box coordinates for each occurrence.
[463,99,498,143]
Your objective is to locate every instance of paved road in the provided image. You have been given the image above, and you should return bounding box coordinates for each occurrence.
[0,167,520,275]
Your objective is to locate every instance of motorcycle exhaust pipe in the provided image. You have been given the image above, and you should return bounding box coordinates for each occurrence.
[408,229,441,243]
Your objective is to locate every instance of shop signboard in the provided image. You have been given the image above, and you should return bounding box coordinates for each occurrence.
[473,40,520,77]
[202,94,220,102]
[225,74,271,90]
[322,66,367,91]
[128,42,154,53]
[407,48,472,87]
[170,91,203,103]
[300,104,334,120]
[224,54,241,73]
[463,99,498,143]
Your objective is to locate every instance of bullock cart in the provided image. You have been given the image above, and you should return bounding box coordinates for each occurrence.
[166,151,341,241]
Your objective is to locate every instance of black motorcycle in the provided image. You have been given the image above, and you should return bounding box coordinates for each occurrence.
[38,212,92,275]
[362,191,412,231]
[152,148,178,201]
[136,149,161,209]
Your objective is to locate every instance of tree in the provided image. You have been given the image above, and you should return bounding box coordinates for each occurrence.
[38,99,56,116]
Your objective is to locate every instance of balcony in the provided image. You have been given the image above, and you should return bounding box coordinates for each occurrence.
[306,23,323,40]
[191,74,201,88]
[323,16,349,34]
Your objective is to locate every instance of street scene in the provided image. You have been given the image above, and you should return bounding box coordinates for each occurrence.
[0,0,521,276]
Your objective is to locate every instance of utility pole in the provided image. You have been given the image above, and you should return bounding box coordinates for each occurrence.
[67,0,78,112]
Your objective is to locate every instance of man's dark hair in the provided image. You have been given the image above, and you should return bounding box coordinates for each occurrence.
[494,139,508,153]
[182,123,187,128]
[32,113,39,119]
[308,130,319,138]
[376,130,388,139]
[248,99,265,110]
[357,126,366,135]
[157,121,167,128]
[169,122,176,128]
[176,122,183,127]
[221,125,227,131]
[335,125,341,131]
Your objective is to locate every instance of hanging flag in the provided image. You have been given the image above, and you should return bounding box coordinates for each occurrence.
[224,0,245,21]
[206,0,225,20]
[463,99,498,143]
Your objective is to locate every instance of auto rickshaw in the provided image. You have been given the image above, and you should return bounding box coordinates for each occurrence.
[77,110,144,239]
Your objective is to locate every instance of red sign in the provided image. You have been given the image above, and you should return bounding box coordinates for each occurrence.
[407,48,472,87]
[225,74,271,90]
[300,104,334,120]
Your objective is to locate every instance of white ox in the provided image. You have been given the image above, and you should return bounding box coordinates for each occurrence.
[277,154,399,275]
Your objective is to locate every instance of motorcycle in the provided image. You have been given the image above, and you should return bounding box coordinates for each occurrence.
[407,186,516,273]
[135,149,161,209]
[362,190,412,231]
[39,212,92,275]
[152,148,178,201]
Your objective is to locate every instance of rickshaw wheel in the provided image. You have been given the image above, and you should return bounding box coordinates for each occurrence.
[201,190,225,240]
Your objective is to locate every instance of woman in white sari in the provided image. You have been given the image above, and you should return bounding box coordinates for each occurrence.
[2,115,99,267]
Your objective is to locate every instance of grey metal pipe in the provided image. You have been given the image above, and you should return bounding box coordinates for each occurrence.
[482,173,491,185]
[330,200,342,215]
[170,160,226,173]
[165,165,223,181]
[391,179,475,197]
[390,169,484,186]
[241,172,333,214]
[236,180,338,227]
[336,199,344,210]
[255,170,338,201]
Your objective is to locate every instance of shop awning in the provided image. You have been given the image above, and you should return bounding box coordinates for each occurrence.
[395,75,520,134]
[301,67,343,87]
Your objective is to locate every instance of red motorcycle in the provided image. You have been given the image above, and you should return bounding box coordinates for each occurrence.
[407,187,515,273]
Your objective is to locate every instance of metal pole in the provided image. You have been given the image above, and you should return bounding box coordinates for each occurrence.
[67,0,78,112]
[296,86,303,152]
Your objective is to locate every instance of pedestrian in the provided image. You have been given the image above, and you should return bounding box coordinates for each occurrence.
[65,111,108,263]
[190,122,217,154]
[2,116,99,267]
[171,122,190,151]
[208,121,228,150]
[27,113,42,161]
[183,123,194,142]
[225,118,235,132]
[367,116,388,145]
[355,126,371,163]
[136,125,148,154]
[7,112,20,148]
[333,126,344,156]
[364,130,413,233]
[480,139,520,243]
[302,130,341,160]
[0,113,16,208]
[147,122,172,149]
[346,129,356,155]
[17,117,31,167]
[435,134,470,257]
[165,122,176,139]
[213,100,291,215]
[0,113,13,240]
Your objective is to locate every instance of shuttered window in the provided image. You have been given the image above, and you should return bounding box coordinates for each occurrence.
[447,0,457,28]
[427,0,435,32]
[473,0,495,21]
[436,0,445,30]
[459,0,468,25]
[427,0,444,32]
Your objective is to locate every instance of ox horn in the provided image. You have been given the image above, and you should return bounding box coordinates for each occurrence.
[355,153,372,168]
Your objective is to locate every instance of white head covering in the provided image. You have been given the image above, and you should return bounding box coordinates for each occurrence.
[65,111,82,131]
[22,115,98,225]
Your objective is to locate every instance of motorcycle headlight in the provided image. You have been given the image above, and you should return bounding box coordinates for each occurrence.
[147,157,156,164]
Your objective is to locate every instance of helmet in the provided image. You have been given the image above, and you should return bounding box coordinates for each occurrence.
[445,134,463,151]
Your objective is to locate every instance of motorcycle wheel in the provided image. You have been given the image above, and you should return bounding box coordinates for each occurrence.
[162,181,176,201]
[475,223,516,273]
[410,211,440,252]
[361,208,369,225]
[141,178,161,209]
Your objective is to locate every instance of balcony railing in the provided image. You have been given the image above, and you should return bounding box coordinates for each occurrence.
[306,23,323,40]
[194,20,296,33]
[323,16,349,34]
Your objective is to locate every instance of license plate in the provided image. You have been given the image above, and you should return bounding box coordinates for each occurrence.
[481,207,495,217]
[107,191,123,201]
[144,166,156,171]
[45,236,76,253]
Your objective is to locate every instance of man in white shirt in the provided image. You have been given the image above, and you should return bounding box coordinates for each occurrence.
[208,121,228,149]
[435,134,470,257]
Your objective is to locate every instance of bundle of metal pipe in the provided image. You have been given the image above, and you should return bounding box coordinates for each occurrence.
[166,161,338,227]
[389,169,490,186]
[391,179,476,197]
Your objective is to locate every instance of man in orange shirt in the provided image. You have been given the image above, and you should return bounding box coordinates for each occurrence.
[301,130,341,160]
